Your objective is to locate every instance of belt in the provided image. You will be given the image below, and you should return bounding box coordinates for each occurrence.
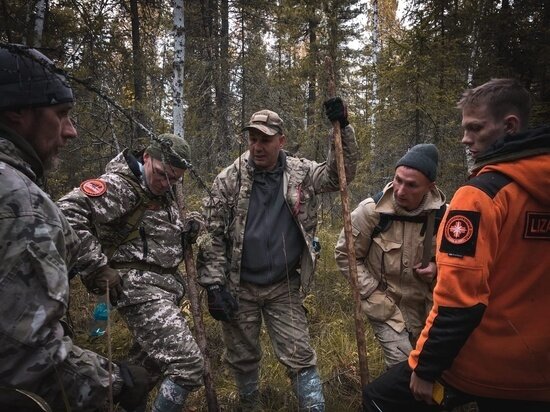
[111,261,178,275]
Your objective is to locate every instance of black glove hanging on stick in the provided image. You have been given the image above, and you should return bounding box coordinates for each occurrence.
[206,284,238,322]
[324,96,349,128]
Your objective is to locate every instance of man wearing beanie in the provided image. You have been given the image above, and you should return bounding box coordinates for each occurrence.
[363,79,550,411]
[335,143,446,369]
[57,133,205,411]
[0,44,150,411]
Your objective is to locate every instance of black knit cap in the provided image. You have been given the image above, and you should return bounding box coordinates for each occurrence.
[0,44,74,111]
[395,143,439,182]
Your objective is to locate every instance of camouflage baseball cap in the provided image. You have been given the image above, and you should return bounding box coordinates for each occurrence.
[242,109,284,136]
[0,44,74,111]
[145,133,191,169]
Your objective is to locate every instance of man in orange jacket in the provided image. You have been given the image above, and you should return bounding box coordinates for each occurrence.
[362,78,550,412]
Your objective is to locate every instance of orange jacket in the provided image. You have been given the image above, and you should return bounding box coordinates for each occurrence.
[409,127,550,401]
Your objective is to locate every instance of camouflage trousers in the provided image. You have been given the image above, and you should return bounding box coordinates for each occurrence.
[118,297,204,389]
[222,276,317,391]
[0,341,122,412]
[369,319,413,368]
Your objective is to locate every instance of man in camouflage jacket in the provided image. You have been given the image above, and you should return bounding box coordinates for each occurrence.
[0,44,148,412]
[57,134,204,412]
[197,99,358,411]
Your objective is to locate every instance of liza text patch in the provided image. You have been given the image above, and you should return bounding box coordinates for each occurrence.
[524,212,550,240]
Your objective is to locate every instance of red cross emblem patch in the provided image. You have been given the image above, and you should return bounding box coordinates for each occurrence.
[440,210,480,257]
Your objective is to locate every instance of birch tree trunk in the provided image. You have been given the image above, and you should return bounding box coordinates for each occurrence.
[173,0,185,137]
[32,0,46,47]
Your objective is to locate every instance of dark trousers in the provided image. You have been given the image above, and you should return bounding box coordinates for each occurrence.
[363,361,550,412]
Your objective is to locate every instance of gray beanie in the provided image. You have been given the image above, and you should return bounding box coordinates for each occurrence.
[145,133,191,169]
[0,44,74,111]
[395,143,439,182]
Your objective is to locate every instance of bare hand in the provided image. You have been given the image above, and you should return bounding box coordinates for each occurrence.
[410,371,435,405]
[414,262,437,282]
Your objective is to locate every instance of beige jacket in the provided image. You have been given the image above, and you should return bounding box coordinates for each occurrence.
[335,182,446,337]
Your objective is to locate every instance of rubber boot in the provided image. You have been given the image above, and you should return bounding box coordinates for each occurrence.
[236,370,260,412]
[292,367,325,412]
[151,378,190,412]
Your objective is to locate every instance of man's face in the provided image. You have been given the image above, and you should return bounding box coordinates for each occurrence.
[392,166,435,211]
[143,152,185,195]
[461,104,507,159]
[18,103,77,170]
[248,129,285,171]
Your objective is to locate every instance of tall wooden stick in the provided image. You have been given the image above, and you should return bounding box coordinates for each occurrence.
[175,186,220,411]
[183,244,220,411]
[325,56,370,389]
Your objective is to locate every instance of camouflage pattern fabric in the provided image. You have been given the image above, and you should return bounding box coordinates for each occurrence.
[197,124,358,294]
[118,299,204,388]
[0,126,123,411]
[57,149,204,388]
[335,182,446,365]
[221,277,317,377]
[197,125,357,398]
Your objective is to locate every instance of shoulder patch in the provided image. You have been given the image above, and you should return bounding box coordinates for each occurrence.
[440,210,480,257]
[80,179,107,197]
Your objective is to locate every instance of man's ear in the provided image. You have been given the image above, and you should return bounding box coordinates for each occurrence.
[504,114,520,135]
[279,134,286,148]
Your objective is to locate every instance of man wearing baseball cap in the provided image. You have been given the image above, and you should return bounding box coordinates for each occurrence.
[0,43,149,411]
[335,143,447,370]
[198,98,359,411]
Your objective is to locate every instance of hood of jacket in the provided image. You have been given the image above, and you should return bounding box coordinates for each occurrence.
[0,123,44,184]
[475,126,550,207]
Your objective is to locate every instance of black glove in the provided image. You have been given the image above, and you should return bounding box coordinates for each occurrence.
[324,96,349,128]
[115,363,152,411]
[82,266,123,306]
[207,284,238,322]
[182,211,205,246]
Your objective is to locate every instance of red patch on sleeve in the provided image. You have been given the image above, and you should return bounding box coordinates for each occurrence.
[80,179,107,197]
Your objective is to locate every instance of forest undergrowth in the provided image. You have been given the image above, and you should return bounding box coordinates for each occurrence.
[71,224,477,412]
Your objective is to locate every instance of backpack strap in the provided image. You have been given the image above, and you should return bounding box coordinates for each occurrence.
[102,174,165,260]
[370,191,390,240]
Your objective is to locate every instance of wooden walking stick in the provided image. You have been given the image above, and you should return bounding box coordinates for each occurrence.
[182,243,220,411]
[325,56,370,389]
[176,187,220,411]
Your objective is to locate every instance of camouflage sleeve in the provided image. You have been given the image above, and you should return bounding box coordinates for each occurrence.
[196,174,233,287]
[0,208,118,403]
[310,124,359,194]
[57,173,139,277]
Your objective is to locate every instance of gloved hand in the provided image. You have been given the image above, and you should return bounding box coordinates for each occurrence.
[324,96,349,128]
[182,211,205,246]
[82,266,123,306]
[207,284,238,322]
[115,362,152,411]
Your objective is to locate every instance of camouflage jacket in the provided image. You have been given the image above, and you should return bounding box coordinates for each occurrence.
[57,150,186,306]
[0,125,120,408]
[197,125,358,294]
[335,182,446,337]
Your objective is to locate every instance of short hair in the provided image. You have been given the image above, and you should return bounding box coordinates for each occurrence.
[457,78,532,130]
